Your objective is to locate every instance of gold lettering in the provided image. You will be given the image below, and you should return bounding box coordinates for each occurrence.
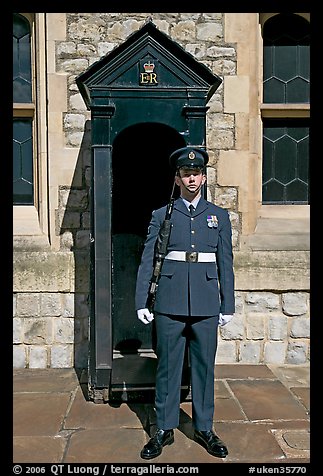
[140,72,149,84]
[140,72,158,85]
[149,73,158,84]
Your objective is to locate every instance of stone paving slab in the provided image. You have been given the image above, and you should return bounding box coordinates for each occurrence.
[216,364,277,379]
[13,368,79,393]
[65,428,148,464]
[268,365,310,387]
[181,397,247,422]
[61,422,298,464]
[290,387,310,412]
[13,365,310,465]
[227,379,308,421]
[13,393,71,436]
[214,379,232,397]
[65,388,145,430]
[13,436,67,464]
[214,422,286,463]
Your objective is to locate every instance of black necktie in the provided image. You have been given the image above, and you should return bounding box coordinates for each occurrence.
[189,204,195,215]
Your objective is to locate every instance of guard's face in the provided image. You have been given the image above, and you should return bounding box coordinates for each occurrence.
[175,167,206,196]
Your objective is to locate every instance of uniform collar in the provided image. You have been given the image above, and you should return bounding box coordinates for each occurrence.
[175,196,208,216]
[181,196,201,211]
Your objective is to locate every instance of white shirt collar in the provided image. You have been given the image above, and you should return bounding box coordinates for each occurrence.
[181,196,201,211]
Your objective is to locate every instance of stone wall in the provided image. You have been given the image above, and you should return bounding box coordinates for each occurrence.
[13,291,88,369]
[218,291,310,365]
[13,288,310,368]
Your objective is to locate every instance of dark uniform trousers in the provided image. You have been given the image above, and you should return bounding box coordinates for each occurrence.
[155,312,219,431]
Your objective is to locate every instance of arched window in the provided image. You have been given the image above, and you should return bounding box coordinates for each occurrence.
[13,13,34,205]
[262,14,310,204]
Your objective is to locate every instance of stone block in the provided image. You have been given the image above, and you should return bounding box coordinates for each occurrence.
[61,293,75,317]
[239,341,261,363]
[50,344,73,368]
[220,315,244,340]
[24,318,53,345]
[264,342,287,364]
[216,340,237,363]
[234,251,310,291]
[16,293,41,317]
[13,318,24,344]
[29,346,48,368]
[282,293,309,316]
[53,318,74,344]
[197,22,222,42]
[13,252,74,292]
[286,342,308,364]
[41,293,62,317]
[246,312,265,340]
[290,317,310,338]
[13,346,26,368]
[245,292,280,311]
[268,314,288,340]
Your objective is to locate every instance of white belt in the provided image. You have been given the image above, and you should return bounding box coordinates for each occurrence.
[165,251,216,263]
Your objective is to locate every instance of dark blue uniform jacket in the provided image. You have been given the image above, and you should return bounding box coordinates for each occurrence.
[135,197,235,317]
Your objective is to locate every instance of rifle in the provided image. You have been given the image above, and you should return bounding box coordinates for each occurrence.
[146,181,175,312]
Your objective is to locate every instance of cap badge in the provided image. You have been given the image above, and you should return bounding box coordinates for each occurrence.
[188,151,196,160]
[207,215,218,228]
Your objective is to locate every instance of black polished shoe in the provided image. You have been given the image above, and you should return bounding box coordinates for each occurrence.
[194,430,228,458]
[141,429,174,460]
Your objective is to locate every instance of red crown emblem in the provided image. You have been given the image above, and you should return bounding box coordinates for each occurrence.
[143,61,155,73]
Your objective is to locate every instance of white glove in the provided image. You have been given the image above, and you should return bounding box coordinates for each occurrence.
[137,308,154,325]
[219,313,233,327]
